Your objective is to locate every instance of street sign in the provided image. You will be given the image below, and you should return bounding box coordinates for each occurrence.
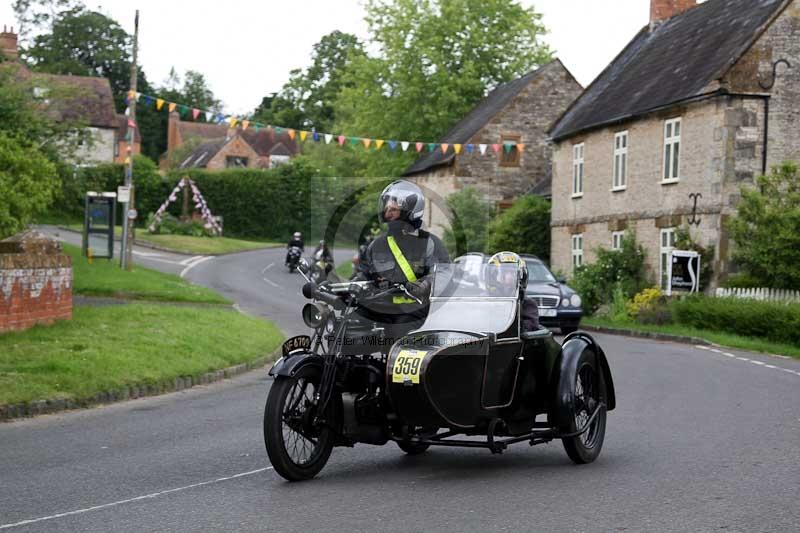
[117,186,130,203]
[667,250,701,295]
[127,208,138,220]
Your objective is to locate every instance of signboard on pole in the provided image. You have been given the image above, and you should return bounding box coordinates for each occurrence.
[667,250,700,295]
[117,186,131,203]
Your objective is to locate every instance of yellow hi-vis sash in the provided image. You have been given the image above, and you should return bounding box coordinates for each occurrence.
[387,236,418,304]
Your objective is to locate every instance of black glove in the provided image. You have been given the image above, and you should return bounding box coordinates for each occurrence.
[405,279,431,301]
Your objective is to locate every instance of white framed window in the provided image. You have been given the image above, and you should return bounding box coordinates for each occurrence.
[612,231,625,251]
[572,143,584,197]
[613,131,628,190]
[663,118,681,182]
[660,228,677,289]
[572,234,584,270]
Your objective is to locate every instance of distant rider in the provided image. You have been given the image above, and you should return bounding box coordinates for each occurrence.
[312,239,334,275]
[286,231,304,266]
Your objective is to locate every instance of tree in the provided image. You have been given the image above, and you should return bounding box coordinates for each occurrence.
[728,162,800,289]
[442,187,495,255]
[253,31,365,132]
[0,131,58,239]
[485,195,551,262]
[334,0,552,175]
[11,0,84,45]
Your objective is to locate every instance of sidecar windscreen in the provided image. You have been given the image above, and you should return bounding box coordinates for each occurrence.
[418,263,519,334]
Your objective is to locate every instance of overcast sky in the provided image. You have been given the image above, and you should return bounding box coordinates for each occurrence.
[1,1,653,115]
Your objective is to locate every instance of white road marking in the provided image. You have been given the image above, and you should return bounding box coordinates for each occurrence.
[0,467,273,530]
[179,256,213,278]
[131,250,164,258]
[261,262,275,274]
[262,277,279,288]
[694,345,799,379]
[179,255,205,266]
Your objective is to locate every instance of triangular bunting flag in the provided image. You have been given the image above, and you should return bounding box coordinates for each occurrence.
[503,143,513,153]
[312,131,320,142]
[325,134,333,144]
[441,143,449,154]
[401,141,410,152]
[454,144,462,154]
[205,111,213,121]
[492,144,501,153]
[479,144,487,155]
[124,106,130,116]
[168,102,177,113]
[144,95,153,106]
[229,117,238,128]
[127,119,136,129]
[275,127,284,134]
[134,92,141,101]
[388,140,398,151]
[192,108,200,120]
[349,137,359,146]
[427,143,436,152]
[288,129,296,140]
[338,135,346,146]
[362,138,372,148]
[517,143,525,152]
[156,98,165,110]
[300,131,308,141]
[127,90,136,102]
[178,105,189,117]
[375,139,384,150]
[415,142,424,152]
[242,120,250,130]
[466,144,474,154]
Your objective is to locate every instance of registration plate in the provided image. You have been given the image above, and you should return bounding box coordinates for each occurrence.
[392,349,426,384]
[539,308,557,317]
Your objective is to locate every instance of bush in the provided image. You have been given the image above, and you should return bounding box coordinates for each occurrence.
[485,195,550,262]
[571,232,649,314]
[722,273,762,289]
[672,295,800,345]
[728,161,800,289]
[627,287,663,319]
[442,187,495,255]
[0,132,58,239]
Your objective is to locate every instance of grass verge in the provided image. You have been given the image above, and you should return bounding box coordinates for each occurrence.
[0,304,283,405]
[65,243,230,304]
[62,223,279,255]
[583,316,800,360]
[335,260,354,281]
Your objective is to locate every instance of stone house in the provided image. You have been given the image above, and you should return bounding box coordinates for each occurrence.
[165,112,298,170]
[548,0,799,290]
[402,59,583,236]
[0,26,140,164]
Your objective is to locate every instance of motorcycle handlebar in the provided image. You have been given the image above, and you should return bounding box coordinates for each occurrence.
[302,282,346,310]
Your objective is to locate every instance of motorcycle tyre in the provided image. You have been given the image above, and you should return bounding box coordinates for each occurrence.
[560,347,607,465]
[264,366,335,481]
[396,440,430,455]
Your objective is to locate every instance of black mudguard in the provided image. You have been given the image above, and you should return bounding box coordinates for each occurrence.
[268,351,324,378]
[553,332,616,416]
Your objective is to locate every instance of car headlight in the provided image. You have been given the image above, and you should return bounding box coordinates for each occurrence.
[570,294,582,308]
[561,297,570,307]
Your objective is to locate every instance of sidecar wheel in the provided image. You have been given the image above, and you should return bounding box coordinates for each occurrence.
[396,440,430,455]
[558,347,607,464]
[264,366,335,481]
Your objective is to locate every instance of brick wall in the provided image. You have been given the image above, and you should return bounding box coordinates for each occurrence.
[205,135,261,170]
[0,231,72,333]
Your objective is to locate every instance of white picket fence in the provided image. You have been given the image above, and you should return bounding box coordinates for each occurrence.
[714,287,800,304]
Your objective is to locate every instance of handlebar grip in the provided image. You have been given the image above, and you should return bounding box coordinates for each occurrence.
[302,282,345,310]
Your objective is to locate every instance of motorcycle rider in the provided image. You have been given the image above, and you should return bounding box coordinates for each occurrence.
[357,180,450,325]
[285,231,304,266]
[487,251,539,332]
[312,239,334,275]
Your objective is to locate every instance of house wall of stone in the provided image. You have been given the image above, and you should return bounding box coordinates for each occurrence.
[724,0,800,166]
[205,137,260,170]
[550,95,765,288]
[0,232,72,333]
[412,61,582,241]
[72,127,115,164]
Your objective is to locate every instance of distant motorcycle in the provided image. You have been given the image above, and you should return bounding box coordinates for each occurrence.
[309,250,333,283]
[286,246,303,272]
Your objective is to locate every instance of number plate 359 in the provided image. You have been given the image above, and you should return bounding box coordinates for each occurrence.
[392,349,426,384]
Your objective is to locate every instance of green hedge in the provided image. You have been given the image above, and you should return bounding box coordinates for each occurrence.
[672,295,800,345]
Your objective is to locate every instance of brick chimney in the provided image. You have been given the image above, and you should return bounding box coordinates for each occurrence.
[0,25,19,61]
[167,111,181,152]
[650,0,697,23]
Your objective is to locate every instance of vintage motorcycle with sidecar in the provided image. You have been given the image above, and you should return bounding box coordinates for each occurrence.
[263,260,616,481]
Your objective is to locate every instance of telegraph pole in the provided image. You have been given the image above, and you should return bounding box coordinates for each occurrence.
[121,10,139,270]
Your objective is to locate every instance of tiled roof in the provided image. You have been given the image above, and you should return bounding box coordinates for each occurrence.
[403,60,568,176]
[550,0,789,140]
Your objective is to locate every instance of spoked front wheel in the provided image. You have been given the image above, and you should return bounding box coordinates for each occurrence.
[559,348,607,464]
[264,366,335,481]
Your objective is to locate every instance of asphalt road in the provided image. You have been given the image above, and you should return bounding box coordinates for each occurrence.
[1,231,799,532]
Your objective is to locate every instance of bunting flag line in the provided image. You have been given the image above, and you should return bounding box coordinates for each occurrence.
[126,89,529,157]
